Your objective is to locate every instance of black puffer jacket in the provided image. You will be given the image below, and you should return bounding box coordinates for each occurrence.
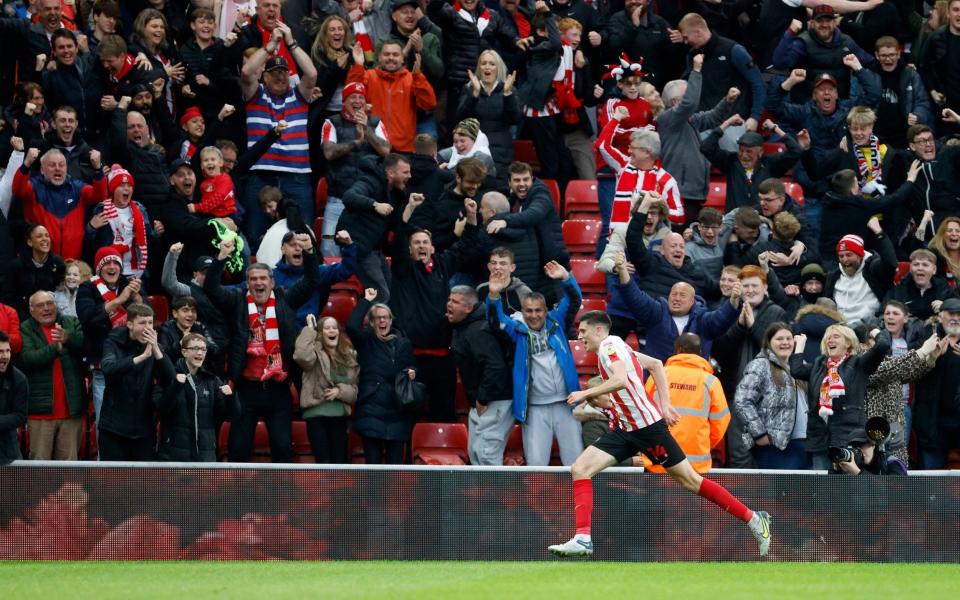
[75,276,139,365]
[451,305,512,407]
[346,297,417,441]
[41,53,102,138]
[340,155,405,253]
[105,108,171,212]
[427,0,517,88]
[501,179,570,267]
[790,330,891,453]
[203,250,320,385]
[406,153,455,205]
[100,327,176,440]
[602,10,678,86]
[2,254,65,320]
[158,359,234,462]
[157,320,221,370]
[456,81,521,177]
[626,214,720,301]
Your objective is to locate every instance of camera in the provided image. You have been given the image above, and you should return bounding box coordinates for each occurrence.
[829,417,907,475]
[828,445,865,469]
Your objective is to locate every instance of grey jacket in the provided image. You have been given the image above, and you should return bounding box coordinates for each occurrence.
[657,70,735,202]
[734,350,804,451]
[684,225,724,279]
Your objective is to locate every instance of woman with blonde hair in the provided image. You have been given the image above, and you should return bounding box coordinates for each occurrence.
[791,323,890,470]
[54,260,92,318]
[308,14,356,117]
[457,49,520,179]
[294,314,359,463]
[927,216,960,288]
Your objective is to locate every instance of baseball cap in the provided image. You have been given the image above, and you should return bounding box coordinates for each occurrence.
[282,230,297,244]
[170,157,192,172]
[814,73,838,90]
[194,256,214,272]
[391,0,419,10]
[940,298,960,313]
[811,5,839,19]
[737,131,764,147]
[265,56,290,72]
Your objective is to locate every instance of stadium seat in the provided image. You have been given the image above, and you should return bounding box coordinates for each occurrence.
[321,291,357,324]
[569,259,607,296]
[148,295,170,325]
[503,424,524,466]
[315,177,328,216]
[348,430,366,464]
[291,421,315,463]
[705,180,726,209]
[570,339,598,376]
[575,298,607,324]
[624,332,641,351]
[512,139,540,172]
[783,181,804,207]
[312,217,324,241]
[562,220,602,255]
[324,259,363,297]
[455,373,470,423]
[218,421,276,462]
[411,423,469,465]
[763,142,786,156]
[564,179,599,219]
[217,422,230,461]
[543,178,562,215]
[894,262,910,285]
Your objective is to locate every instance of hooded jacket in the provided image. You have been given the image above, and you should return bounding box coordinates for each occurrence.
[346,63,437,153]
[451,305,512,407]
[735,349,805,452]
[273,242,358,329]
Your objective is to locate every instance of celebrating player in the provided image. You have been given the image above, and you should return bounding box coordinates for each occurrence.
[549,292,772,558]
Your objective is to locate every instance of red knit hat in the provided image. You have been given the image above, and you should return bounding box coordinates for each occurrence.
[179,106,203,127]
[94,245,123,273]
[836,234,865,258]
[342,82,367,102]
[107,164,135,196]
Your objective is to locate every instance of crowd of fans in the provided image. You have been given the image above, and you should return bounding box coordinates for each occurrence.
[1,0,960,472]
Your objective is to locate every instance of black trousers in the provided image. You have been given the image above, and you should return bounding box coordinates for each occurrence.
[415,353,457,423]
[305,415,349,463]
[229,379,293,463]
[97,429,155,461]
[362,437,405,464]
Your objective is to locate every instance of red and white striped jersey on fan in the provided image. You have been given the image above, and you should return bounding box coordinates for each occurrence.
[597,335,662,431]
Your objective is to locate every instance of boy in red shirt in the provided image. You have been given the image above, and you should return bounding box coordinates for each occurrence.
[188,146,237,219]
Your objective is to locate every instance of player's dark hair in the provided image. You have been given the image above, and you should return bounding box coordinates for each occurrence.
[579,311,611,329]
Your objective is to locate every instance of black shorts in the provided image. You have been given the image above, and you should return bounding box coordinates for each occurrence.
[592,420,686,468]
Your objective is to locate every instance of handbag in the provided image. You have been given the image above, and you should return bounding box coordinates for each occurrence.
[395,370,426,413]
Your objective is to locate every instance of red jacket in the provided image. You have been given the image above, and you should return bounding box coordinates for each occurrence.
[347,64,437,153]
[0,303,22,354]
[195,173,237,217]
[12,167,106,260]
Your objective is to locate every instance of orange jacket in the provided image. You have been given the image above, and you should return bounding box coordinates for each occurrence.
[644,353,729,473]
[346,64,437,153]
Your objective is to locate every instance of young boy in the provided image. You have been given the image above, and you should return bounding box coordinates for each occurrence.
[189,146,238,218]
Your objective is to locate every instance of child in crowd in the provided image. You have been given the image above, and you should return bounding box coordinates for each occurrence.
[189,146,237,219]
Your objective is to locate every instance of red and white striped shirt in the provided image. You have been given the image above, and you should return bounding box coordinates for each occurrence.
[596,118,683,226]
[597,335,662,431]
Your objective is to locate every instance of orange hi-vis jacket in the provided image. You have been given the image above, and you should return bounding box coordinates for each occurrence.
[644,353,730,473]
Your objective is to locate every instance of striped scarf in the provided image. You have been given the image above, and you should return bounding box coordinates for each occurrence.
[818,354,848,421]
[91,276,127,328]
[854,135,884,184]
[101,199,148,272]
[553,42,581,124]
[353,19,375,64]
[247,291,287,382]
[454,1,490,35]
[611,165,677,224]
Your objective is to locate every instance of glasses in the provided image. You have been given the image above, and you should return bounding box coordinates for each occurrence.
[877,53,899,60]
[912,137,935,146]
[184,347,208,353]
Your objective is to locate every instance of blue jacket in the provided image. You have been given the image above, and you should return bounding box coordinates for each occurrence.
[272,242,358,329]
[615,278,739,361]
[486,276,582,423]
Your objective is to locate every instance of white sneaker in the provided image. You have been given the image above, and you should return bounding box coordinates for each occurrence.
[548,534,593,557]
[750,511,772,557]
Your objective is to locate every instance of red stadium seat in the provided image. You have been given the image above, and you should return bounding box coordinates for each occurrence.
[321,291,357,324]
[562,220,602,255]
[512,139,540,172]
[894,262,910,285]
[455,373,470,422]
[624,332,641,351]
[542,178,562,215]
[148,295,170,325]
[570,339,598,376]
[569,259,607,296]
[503,424,524,466]
[291,421,315,463]
[763,142,786,156]
[315,177,328,216]
[312,217,324,241]
[411,422,469,465]
[575,298,607,324]
[324,258,363,297]
[705,180,726,209]
[564,179,599,219]
[218,421,277,462]
[217,422,230,461]
[348,430,366,464]
[783,181,804,207]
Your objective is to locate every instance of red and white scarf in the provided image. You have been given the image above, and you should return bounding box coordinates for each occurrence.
[247,291,287,382]
[353,19,375,62]
[101,199,149,272]
[611,165,683,225]
[454,1,489,36]
[854,135,884,184]
[553,42,581,124]
[91,276,128,328]
[818,354,848,420]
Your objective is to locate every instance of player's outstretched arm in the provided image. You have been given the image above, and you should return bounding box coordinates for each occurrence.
[566,360,628,406]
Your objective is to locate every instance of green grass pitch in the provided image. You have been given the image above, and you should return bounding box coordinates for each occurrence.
[3,561,959,599]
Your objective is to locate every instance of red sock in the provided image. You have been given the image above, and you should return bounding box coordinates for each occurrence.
[573,479,593,536]
[697,478,753,523]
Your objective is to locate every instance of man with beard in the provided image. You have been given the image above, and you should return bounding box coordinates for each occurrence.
[19,290,86,460]
[871,36,933,148]
[387,0,444,86]
[825,220,896,326]
[320,82,391,256]
[13,143,105,260]
[35,106,97,183]
[347,40,436,153]
[204,233,320,463]
[0,331,28,465]
[913,297,960,468]
[76,245,145,424]
[409,157,487,253]
[41,29,101,140]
